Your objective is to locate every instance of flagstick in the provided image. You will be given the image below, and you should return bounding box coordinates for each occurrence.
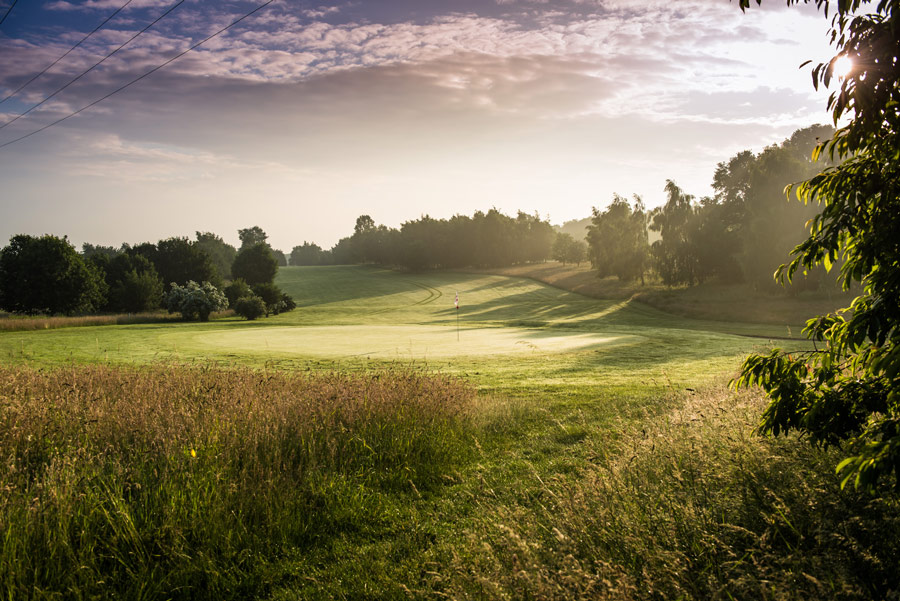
[456,305,459,341]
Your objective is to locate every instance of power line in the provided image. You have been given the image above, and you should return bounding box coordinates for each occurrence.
[0,0,186,131]
[0,0,19,28]
[1,0,137,105]
[0,0,276,150]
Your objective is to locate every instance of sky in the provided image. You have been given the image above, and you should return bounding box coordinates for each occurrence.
[0,0,838,252]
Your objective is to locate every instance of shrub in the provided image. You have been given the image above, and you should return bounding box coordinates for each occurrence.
[164,280,227,321]
[250,282,295,316]
[224,278,252,309]
[234,295,266,320]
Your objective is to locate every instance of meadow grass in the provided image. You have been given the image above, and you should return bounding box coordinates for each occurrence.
[0,364,476,599]
[432,387,900,600]
[1,266,896,599]
[0,310,234,332]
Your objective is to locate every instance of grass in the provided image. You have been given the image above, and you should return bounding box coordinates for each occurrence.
[480,261,854,328]
[0,364,476,599]
[0,310,234,332]
[432,387,900,600]
[1,265,896,599]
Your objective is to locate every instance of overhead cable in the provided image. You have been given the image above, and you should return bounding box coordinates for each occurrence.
[1,0,137,105]
[0,0,186,130]
[0,0,19,28]
[0,0,276,150]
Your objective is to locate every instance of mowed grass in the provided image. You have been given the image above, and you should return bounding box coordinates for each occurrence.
[2,266,897,599]
[0,266,796,397]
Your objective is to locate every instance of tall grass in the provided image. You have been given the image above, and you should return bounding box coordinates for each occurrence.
[0,364,476,600]
[442,388,900,600]
[0,310,235,332]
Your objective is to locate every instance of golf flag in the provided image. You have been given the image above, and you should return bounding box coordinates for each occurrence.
[455,291,459,309]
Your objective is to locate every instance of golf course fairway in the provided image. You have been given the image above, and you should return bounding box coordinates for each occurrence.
[0,266,795,396]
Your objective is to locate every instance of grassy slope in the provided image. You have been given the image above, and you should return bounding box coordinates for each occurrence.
[2,266,896,600]
[478,261,854,329]
[0,266,794,403]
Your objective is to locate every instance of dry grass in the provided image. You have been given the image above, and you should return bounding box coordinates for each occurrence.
[0,364,476,599]
[0,310,235,331]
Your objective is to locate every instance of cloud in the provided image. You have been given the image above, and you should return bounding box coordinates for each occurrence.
[45,0,172,12]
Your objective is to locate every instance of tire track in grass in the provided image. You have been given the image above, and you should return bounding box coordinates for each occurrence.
[409,281,443,305]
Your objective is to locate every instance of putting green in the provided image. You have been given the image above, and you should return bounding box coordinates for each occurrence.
[191,325,643,359]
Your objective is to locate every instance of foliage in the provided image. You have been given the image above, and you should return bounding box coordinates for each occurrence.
[231,243,278,285]
[250,282,293,315]
[587,194,650,283]
[714,126,832,290]
[164,280,227,322]
[280,292,297,312]
[233,294,266,320]
[291,241,328,266]
[552,232,587,265]
[223,278,253,308]
[81,242,119,259]
[0,234,106,315]
[195,231,237,281]
[333,209,556,270]
[89,252,163,313]
[238,225,268,249]
[649,181,702,286]
[272,248,288,266]
[127,237,219,289]
[734,0,900,491]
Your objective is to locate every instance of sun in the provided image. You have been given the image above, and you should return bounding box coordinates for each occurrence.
[833,55,854,78]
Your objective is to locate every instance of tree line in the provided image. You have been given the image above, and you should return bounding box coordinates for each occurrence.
[584,124,833,290]
[291,209,558,270]
[0,226,293,320]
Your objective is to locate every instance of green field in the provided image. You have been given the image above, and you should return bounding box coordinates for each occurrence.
[3,266,896,600]
[1,266,791,393]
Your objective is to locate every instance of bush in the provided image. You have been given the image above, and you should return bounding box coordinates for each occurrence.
[234,295,266,320]
[250,282,295,316]
[164,281,227,321]
[224,278,252,309]
[280,293,297,312]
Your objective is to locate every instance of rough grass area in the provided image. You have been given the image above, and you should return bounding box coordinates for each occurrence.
[0,364,476,600]
[437,388,900,600]
[480,262,853,328]
[0,310,234,332]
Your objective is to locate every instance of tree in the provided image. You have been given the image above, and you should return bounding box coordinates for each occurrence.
[734,0,900,491]
[127,238,219,289]
[272,249,288,267]
[552,233,587,265]
[587,194,650,282]
[291,242,325,266]
[89,252,162,313]
[82,243,119,259]
[164,281,227,322]
[195,232,237,281]
[0,234,106,314]
[649,182,701,286]
[231,243,278,285]
[238,226,268,250]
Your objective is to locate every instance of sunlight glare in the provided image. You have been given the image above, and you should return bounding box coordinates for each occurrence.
[833,55,854,78]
